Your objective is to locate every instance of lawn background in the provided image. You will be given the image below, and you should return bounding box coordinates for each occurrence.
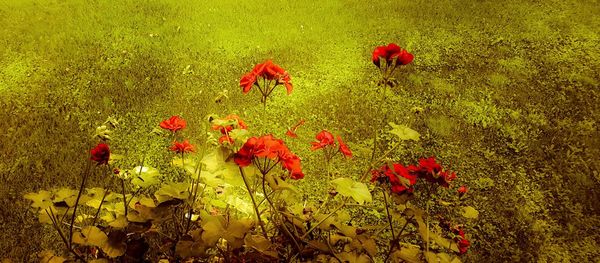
[1,0,599,261]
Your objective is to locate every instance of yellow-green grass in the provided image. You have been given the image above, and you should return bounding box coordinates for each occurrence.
[1,0,599,261]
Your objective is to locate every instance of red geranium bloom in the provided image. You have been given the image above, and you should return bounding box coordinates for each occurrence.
[90,143,110,165]
[160,116,187,132]
[310,130,335,150]
[408,157,456,187]
[458,185,468,196]
[170,140,195,154]
[212,114,248,144]
[337,135,353,158]
[280,152,304,180]
[452,227,471,254]
[371,163,417,194]
[234,135,304,180]
[234,137,258,167]
[372,43,414,68]
[457,238,471,254]
[239,60,293,95]
[285,119,305,138]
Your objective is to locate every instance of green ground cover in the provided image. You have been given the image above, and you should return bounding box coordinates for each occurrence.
[1,0,599,261]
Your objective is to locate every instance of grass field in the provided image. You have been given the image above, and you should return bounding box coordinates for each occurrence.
[1,0,599,262]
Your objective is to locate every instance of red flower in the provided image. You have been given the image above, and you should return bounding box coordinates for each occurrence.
[234,135,304,180]
[452,227,471,254]
[285,119,305,138]
[372,43,414,68]
[234,137,258,167]
[458,185,468,197]
[409,157,456,188]
[310,130,335,150]
[337,136,353,158]
[90,143,110,165]
[211,114,248,144]
[240,73,257,94]
[170,140,195,154]
[239,60,293,95]
[280,152,304,180]
[371,163,417,194]
[160,116,187,132]
[457,238,471,254]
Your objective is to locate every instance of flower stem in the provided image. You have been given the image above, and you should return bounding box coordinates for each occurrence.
[360,87,391,182]
[91,188,109,227]
[46,208,87,262]
[185,135,207,233]
[301,201,345,239]
[382,189,395,240]
[239,166,269,239]
[262,172,301,251]
[68,158,92,248]
[121,177,128,217]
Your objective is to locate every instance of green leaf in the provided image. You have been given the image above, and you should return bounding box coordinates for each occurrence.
[201,147,232,173]
[72,226,108,247]
[461,206,479,219]
[38,250,66,263]
[389,122,420,141]
[210,199,228,208]
[226,195,254,215]
[425,252,462,263]
[172,157,198,176]
[392,246,423,263]
[130,166,161,188]
[244,235,277,258]
[53,188,79,207]
[338,252,371,263]
[201,216,225,245]
[102,230,127,258]
[330,178,372,205]
[201,147,244,187]
[154,182,190,204]
[108,215,129,228]
[24,190,53,209]
[412,206,459,253]
[229,128,250,143]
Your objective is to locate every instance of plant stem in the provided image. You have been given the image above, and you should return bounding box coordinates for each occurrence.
[382,189,395,240]
[186,137,207,233]
[46,209,87,262]
[238,166,269,239]
[363,86,388,182]
[359,141,402,182]
[68,159,92,248]
[301,202,345,239]
[121,178,128,217]
[262,173,301,251]
[91,189,109,227]
[384,215,414,263]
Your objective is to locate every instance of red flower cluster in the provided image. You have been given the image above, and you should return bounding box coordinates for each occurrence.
[458,185,468,197]
[285,119,305,138]
[170,140,195,154]
[371,163,418,194]
[90,143,110,166]
[240,60,293,95]
[211,114,248,144]
[371,157,457,194]
[408,157,456,188]
[452,227,471,254]
[310,130,352,158]
[372,43,414,68]
[234,135,304,180]
[160,116,187,133]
